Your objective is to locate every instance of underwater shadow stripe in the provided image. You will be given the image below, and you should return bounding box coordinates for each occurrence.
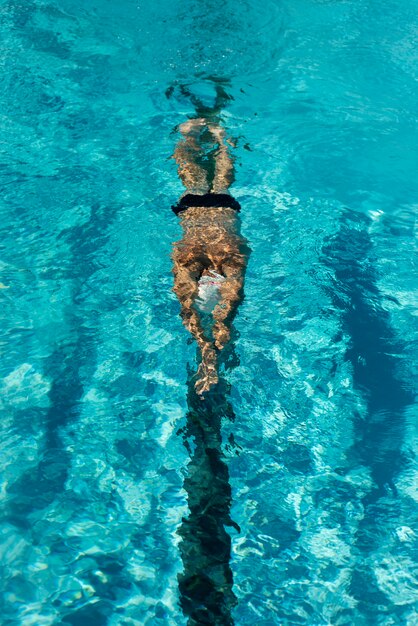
[322,210,413,495]
[5,202,118,526]
[177,372,238,626]
[320,210,415,615]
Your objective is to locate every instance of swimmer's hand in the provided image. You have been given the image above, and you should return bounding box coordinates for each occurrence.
[195,344,218,396]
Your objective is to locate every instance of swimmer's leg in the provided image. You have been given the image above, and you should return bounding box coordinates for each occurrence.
[209,124,235,194]
[173,119,210,194]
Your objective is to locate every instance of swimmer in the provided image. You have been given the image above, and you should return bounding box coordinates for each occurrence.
[172,117,249,395]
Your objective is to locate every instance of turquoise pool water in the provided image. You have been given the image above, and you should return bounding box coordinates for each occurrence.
[1,0,417,624]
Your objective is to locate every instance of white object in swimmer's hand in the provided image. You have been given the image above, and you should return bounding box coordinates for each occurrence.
[195,270,225,313]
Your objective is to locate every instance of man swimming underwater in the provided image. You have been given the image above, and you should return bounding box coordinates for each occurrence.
[172,117,249,395]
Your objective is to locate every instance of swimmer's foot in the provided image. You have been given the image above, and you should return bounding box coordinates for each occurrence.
[179,118,206,137]
[208,123,236,147]
[208,123,226,145]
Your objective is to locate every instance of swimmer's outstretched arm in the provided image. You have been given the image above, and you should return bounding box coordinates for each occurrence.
[213,264,244,351]
[172,262,219,394]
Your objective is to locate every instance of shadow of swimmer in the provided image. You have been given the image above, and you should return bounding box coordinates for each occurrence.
[177,370,240,626]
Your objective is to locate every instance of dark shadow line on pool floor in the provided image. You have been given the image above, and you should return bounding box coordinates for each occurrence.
[322,210,414,498]
[177,366,239,626]
[321,210,415,617]
[5,202,117,528]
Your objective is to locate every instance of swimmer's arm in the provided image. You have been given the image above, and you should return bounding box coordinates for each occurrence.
[213,266,244,351]
[172,264,218,394]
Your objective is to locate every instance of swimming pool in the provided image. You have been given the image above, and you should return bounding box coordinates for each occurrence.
[1,0,417,623]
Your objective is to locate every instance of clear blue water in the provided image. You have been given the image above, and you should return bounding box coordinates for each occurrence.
[1,0,417,624]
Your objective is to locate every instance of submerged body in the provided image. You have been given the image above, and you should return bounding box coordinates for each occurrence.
[172,119,249,394]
